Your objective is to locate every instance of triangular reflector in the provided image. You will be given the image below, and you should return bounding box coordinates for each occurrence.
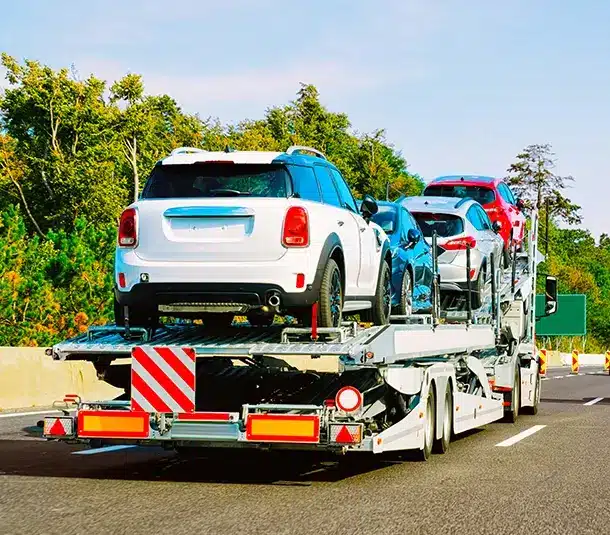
[335,425,354,444]
[48,418,66,436]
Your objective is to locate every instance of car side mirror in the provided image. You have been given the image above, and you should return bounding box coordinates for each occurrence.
[545,275,558,315]
[406,227,420,247]
[516,198,525,211]
[492,221,502,233]
[360,194,379,221]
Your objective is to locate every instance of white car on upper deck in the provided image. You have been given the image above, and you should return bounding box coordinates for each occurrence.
[114,146,392,329]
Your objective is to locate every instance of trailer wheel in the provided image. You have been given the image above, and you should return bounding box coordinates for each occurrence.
[433,384,452,454]
[413,387,435,461]
[503,366,521,423]
[522,372,540,415]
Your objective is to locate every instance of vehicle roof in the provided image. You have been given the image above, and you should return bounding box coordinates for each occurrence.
[426,175,500,187]
[399,195,477,215]
[158,147,330,167]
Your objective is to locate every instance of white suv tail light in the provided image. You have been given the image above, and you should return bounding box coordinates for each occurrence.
[118,208,138,247]
[282,206,309,247]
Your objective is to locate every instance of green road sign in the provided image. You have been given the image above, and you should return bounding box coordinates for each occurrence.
[535,294,586,336]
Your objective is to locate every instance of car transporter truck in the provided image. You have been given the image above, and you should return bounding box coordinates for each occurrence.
[41,209,557,462]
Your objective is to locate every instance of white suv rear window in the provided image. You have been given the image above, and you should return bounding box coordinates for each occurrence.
[141,163,290,199]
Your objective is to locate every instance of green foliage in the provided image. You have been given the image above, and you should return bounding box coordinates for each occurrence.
[506,143,581,224]
[0,58,424,346]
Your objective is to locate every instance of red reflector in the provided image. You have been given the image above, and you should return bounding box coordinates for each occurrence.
[324,399,336,408]
[48,418,67,436]
[282,206,309,247]
[118,208,138,247]
[443,236,477,250]
[118,273,126,288]
[335,425,354,444]
[469,268,476,280]
[296,273,305,288]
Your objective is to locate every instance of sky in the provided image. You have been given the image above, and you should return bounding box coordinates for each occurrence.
[1,0,608,237]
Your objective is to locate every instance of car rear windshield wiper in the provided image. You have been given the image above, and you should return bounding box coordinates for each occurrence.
[208,189,253,197]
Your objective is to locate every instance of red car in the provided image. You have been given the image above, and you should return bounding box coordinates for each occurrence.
[422,175,526,266]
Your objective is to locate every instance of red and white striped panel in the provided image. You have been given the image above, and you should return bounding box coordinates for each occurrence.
[131,346,196,413]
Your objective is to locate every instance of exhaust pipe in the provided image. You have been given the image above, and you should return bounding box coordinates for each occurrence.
[267,292,281,307]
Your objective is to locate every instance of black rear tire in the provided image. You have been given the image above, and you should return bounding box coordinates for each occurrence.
[362,261,392,326]
[412,387,435,461]
[318,258,343,328]
[396,268,413,317]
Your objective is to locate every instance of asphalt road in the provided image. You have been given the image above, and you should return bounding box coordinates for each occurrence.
[1,367,609,535]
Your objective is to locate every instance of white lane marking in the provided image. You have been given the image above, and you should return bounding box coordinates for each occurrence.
[554,375,565,379]
[583,397,604,406]
[495,425,547,447]
[0,410,63,419]
[72,445,138,455]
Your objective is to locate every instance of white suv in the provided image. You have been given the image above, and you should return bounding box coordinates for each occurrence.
[114,146,392,329]
[399,196,504,309]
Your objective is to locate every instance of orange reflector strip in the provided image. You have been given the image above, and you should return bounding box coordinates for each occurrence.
[78,410,149,439]
[246,414,320,443]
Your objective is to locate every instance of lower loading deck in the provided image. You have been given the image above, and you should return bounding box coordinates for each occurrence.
[43,349,537,456]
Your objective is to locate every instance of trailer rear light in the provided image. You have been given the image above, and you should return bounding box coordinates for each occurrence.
[118,208,138,247]
[324,399,336,408]
[77,410,149,439]
[282,206,309,247]
[469,268,476,280]
[296,273,305,288]
[442,236,477,250]
[329,423,363,445]
[118,273,126,288]
[43,417,74,437]
[245,414,320,443]
[335,386,363,413]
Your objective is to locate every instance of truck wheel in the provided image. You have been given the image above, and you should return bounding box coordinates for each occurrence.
[362,261,392,326]
[522,372,540,415]
[318,258,343,328]
[413,387,435,461]
[503,366,521,423]
[433,384,452,454]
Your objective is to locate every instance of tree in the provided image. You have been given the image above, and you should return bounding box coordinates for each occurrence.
[505,143,581,224]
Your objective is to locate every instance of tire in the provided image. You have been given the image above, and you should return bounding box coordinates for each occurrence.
[362,261,392,326]
[318,258,343,328]
[469,265,485,310]
[413,387,435,461]
[522,372,540,415]
[503,246,511,270]
[433,383,452,454]
[503,365,521,423]
[396,268,413,317]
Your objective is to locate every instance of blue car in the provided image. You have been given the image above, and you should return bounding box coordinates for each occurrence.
[368,201,434,315]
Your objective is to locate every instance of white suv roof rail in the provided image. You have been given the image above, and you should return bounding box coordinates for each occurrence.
[286,145,327,160]
[170,146,207,156]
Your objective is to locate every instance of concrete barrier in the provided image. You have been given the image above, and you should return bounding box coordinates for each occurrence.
[0,347,122,412]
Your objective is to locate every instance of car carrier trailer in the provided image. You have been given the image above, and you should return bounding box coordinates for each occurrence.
[42,210,557,461]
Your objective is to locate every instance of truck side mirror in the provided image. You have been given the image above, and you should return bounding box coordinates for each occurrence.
[545,275,558,315]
